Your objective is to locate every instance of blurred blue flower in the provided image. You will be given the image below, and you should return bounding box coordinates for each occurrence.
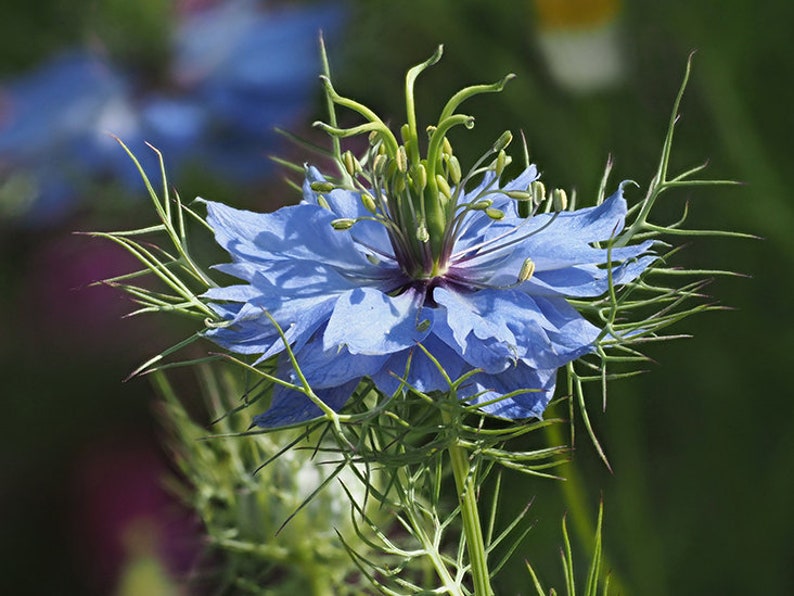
[0,52,139,224]
[203,165,654,427]
[0,0,347,225]
[159,0,348,181]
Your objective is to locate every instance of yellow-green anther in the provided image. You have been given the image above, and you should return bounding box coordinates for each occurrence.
[470,199,493,210]
[368,130,379,146]
[310,181,336,193]
[397,145,408,173]
[505,190,532,201]
[552,188,568,212]
[496,149,507,176]
[518,257,536,282]
[442,136,453,156]
[400,123,411,144]
[530,180,546,205]
[361,192,378,214]
[331,218,355,230]
[393,175,406,193]
[492,130,513,153]
[448,155,462,185]
[436,174,452,200]
[342,150,358,177]
[317,195,331,210]
[373,154,388,176]
[416,318,431,332]
[485,207,505,220]
[412,163,427,191]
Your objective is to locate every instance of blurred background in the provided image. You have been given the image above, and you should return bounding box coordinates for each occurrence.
[1,0,791,593]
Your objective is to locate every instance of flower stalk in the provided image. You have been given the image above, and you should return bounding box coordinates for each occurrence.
[445,419,493,595]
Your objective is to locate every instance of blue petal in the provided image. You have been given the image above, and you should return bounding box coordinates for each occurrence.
[458,364,557,420]
[527,253,656,297]
[205,291,336,362]
[434,287,599,371]
[324,287,432,355]
[302,166,397,262]
[453,166,539,250]
[253,380,360,428]
[205,200,374,271]
[287,332,389,389]
[370,335,468,396]
[432,287,518,373]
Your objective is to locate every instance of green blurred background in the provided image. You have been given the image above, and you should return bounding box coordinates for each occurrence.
[1,0,791,594]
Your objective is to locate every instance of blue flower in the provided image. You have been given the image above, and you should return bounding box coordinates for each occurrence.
[0,1,347,225]
[203,162,654,427]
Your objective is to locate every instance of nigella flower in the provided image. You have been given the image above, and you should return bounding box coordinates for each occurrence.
[201,50,654,427]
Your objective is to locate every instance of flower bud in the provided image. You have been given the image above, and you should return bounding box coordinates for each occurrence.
[417,224,430,243]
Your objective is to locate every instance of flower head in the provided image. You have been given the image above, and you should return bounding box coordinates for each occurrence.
[202,47,654,427]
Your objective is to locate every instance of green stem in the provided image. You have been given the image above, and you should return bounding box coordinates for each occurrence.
[443,410,493,595]
[306,561,335,596]
[395,465,462,595]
